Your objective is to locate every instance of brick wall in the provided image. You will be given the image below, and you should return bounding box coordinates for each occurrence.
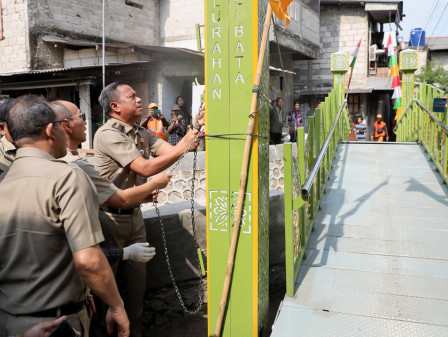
[0,0,29,72]
[294,4,368,92]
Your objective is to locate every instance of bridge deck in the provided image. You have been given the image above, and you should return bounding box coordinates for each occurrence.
[271,143,448,336]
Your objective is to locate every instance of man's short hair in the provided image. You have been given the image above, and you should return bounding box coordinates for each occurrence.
[0,98,15,122]
[276,97,283,103]
[48,101,72,120]
[98,80,129,114]
[7,95,56,144]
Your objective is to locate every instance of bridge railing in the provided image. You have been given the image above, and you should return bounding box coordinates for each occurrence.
[395,82,448,184]
[283,89,350,296]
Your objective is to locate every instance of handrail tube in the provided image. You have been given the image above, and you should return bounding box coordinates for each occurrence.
[301,99,347,196]
[414,98,448,134]
[398,98,448,134]
[395,98,418,125]
[397,98,448,133]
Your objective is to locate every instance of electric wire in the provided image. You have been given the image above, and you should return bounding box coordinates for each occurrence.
[426,2,448,48]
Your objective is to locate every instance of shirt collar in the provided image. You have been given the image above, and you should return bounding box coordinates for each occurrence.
[67,148,79,156]
[1,136,16,152]
[108,117,139,134]
[15,147,55,160]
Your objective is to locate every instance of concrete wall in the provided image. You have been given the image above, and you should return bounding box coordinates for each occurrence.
[147,58,204,117]
[0,0,30,72]
[270,0,320,59]
[31,0,159,45]
[160,0,204,50]
[294,4,368,93]
[431,50,448,71]
[143,190,286,288]
[63,48,143,68]
[27,0,159,69]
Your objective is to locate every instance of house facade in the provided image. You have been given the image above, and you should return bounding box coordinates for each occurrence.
[294,0,404,138]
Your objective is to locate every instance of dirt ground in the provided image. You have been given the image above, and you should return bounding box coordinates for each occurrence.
[143,283,286,337]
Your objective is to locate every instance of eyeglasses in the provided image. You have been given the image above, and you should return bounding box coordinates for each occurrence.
[34,119,69,127]
[69,113,86,121]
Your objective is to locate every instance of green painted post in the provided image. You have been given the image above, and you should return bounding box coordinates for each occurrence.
[196,23,202,52]
[283,142,294,296]
[205,1,269,335]
[419,83,427,143]
[297,127,306,251]
[314,108,322,198]
[330,51,348,153]
[307,116,315,221]
[399,50,418,142]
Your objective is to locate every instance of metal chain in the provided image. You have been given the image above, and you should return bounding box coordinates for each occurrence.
[153,137,204,315]
[166,132,201,174]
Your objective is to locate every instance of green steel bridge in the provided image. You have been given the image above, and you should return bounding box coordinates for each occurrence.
[271,83,448,336]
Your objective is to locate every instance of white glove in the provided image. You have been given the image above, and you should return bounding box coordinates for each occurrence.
[123,242,156,262]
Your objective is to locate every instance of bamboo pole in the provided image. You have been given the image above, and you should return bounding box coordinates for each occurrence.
[213,4,273,337]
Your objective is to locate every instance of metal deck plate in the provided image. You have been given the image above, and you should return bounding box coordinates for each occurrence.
[271,305,448,337]
[271,144,448,336]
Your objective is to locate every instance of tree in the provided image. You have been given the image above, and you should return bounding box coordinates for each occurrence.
[416,61,448,91]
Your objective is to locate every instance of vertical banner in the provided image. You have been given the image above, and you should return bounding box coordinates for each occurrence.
[205,0,269,336]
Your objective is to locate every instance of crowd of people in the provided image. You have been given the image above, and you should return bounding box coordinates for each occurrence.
[139,95,204,148]
[269,97,390,143]
[0,81,204,337]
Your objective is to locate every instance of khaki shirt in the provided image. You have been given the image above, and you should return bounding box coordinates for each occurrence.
[0,147,104,315]
[61,149,118,205]
[94,117,164,189]
[0,136,16,174]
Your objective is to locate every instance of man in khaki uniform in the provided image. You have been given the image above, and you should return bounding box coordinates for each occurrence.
[0,99,16,174]
[0,96,129,337]
[94,81,202,336]
[51,100,172,265]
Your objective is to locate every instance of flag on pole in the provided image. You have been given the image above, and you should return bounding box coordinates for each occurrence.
[387,33,394,57]
[392,86,402,110]
[270,0,293,28]
[349,39,362,68]
[386,32,403,118]
[347,38,362,91]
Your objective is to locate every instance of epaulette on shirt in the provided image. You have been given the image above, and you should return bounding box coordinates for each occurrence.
[135,123,145,131]
[111,122,125,133]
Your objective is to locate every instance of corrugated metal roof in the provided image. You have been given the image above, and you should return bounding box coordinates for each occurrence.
[294,87,332,96]
[269,66,296,75]
[0,68,72,76]
[0,61,149,76]
[347,87,374,93]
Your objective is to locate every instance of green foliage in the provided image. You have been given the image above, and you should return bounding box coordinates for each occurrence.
[416,61,448,91]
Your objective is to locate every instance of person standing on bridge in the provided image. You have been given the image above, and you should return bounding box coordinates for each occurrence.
[287,101,303,143]
[371,114,389,142]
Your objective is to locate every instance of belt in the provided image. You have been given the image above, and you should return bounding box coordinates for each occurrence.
[101,206,139,215]
[20,300,85,317]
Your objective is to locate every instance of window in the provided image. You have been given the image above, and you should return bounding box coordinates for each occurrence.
[125,0,143,9]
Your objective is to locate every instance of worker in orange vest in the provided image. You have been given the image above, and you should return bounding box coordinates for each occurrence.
[371,114,389,142]
[140,103,169,140]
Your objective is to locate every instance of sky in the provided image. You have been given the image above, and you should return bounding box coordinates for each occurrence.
[400,0,448,42]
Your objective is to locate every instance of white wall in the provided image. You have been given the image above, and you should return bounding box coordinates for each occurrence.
[0,0,29,72]
[159,0,204,50]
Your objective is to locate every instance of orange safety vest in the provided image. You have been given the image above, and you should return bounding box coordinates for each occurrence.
[145,118,165,140]
[374,121,386,138]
